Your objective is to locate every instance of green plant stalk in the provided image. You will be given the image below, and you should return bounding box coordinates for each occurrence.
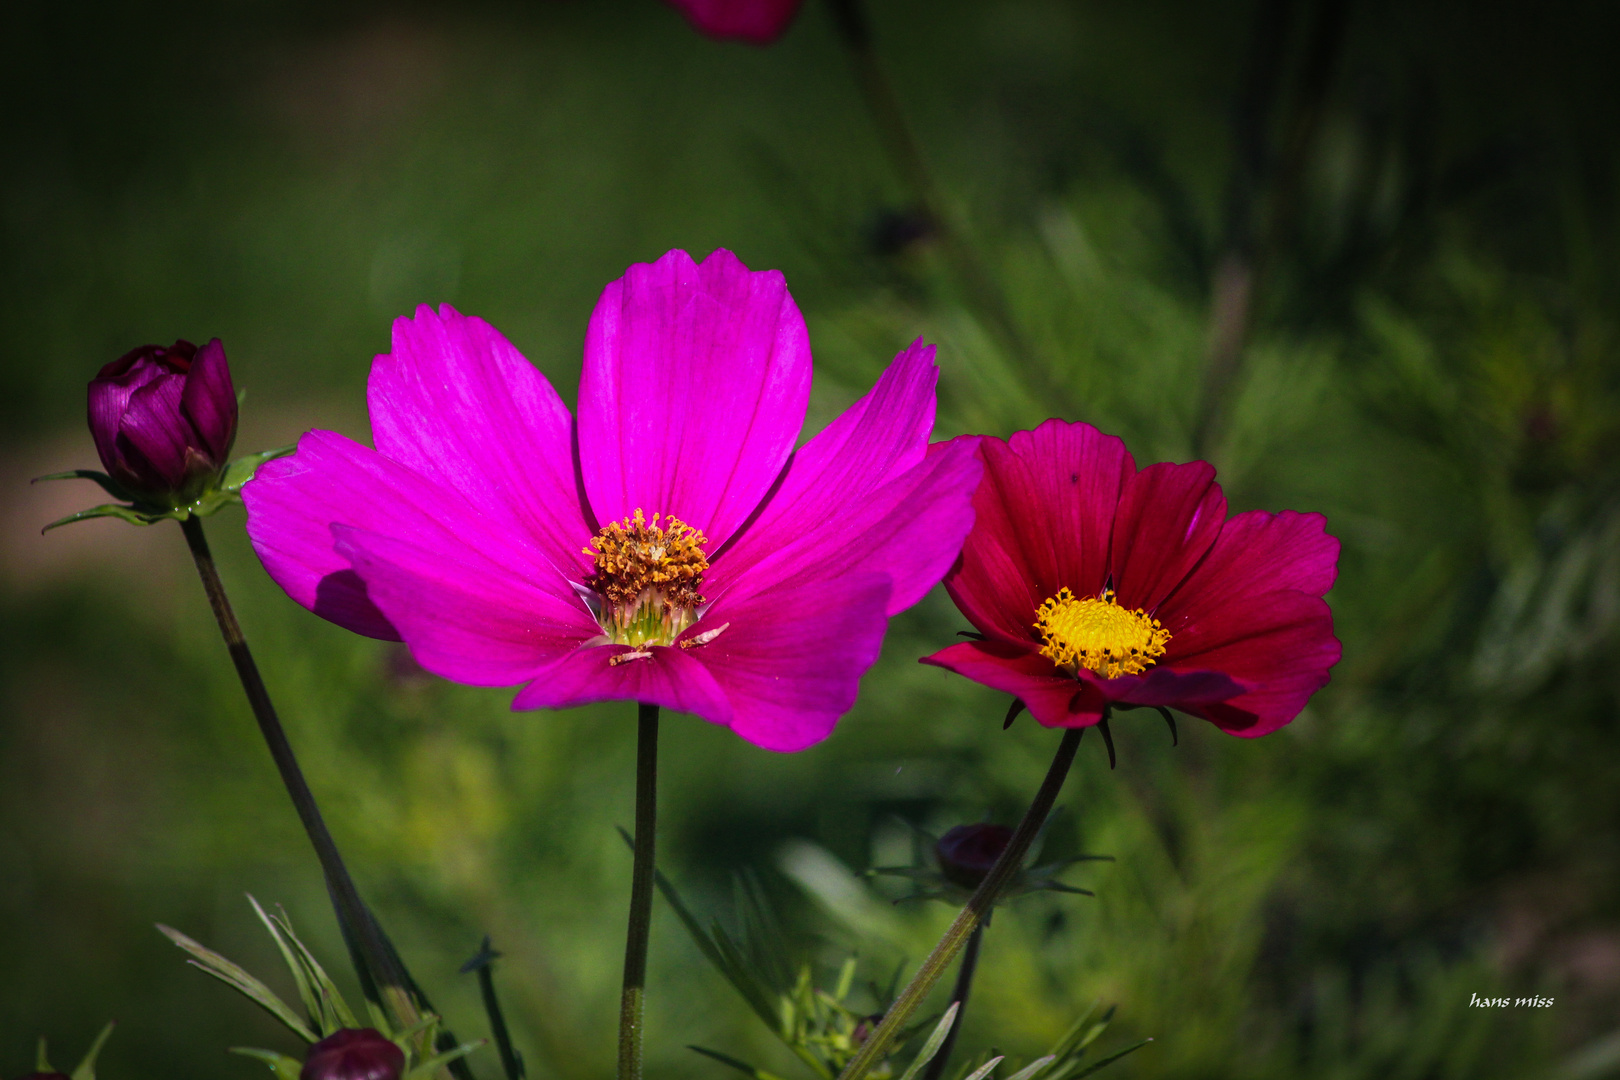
[178,517,421,1028]
[836,726,1085,1080]
[618,702,661,1080]
[921,920,984,1080]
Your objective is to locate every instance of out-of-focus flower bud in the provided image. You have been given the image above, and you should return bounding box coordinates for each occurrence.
[87,338,237,507]
[301,1029,406,1080]
[664,0,805,44]
[934,824,1014,890]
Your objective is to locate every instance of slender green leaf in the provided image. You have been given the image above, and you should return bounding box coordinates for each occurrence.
[1060,1039,1151,1080]
[896,1002,961,1080]
[230,1048,304,1080]
[962,1056,1006,1080]
[263,902,360,1031]
[248,895,324,1032]
[1004,1055,1057,1080]
[157,923,317,1042]
[406,1039,487,1080]
[69,1022,116,1080]
[687,1045,793,1080]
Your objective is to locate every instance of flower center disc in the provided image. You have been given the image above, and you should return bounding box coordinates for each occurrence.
[585,509,710,647]
[1035,587,1170,679]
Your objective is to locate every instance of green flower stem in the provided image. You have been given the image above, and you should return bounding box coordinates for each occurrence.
[178,517,421,1027]
[922,920,985,1080]
[618,702,661,1080]
[823,0,1070,415]
[836,726,1086,1080]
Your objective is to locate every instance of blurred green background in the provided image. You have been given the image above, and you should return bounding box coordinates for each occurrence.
[4,0,1619,1076]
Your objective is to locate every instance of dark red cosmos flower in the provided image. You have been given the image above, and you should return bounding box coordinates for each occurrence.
[87,339,237,507]
[301,1029,404,1080]
[664,0,805,44]
[923,419,1340,737]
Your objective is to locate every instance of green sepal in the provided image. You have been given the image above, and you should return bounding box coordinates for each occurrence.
[230,1047,304,1080]
[1062,1039,1152,1079]
[219,444,295,494]
[33,469,134,502]
[42,502,172,531]
[70,1022,116,1080]
[962,1055,1006,1080]
[40,444,295,531]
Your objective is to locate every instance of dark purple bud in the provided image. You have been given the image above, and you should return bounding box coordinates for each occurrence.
[87,338,237,507]
[935,824,1015,890]
[301,1029,405,1080]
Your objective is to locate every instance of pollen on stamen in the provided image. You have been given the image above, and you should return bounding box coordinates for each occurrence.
[1035,587,1170,679]
[584,509,711,648]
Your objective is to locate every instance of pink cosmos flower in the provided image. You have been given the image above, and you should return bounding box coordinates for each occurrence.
[922,419,1340,737]
[664,0,806,44]
[244,249,980,751]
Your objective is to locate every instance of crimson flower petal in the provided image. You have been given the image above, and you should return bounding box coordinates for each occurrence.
[1109,460,1225,611]
[945,418,1133,643]
[922,640,1108,728]
[577,249,811,548]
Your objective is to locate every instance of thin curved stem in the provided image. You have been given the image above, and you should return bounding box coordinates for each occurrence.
[837,727,1085,1080]
[180,517,475,1079]
[922,920,985,1080]
[618,702,661,1080]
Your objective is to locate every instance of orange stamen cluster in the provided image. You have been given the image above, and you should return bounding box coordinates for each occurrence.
[584,509,710,648]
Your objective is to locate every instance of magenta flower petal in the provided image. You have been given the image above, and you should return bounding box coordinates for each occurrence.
[709,340,979,613]
[665,0,806,44]
[246,430,571,641]
[1108,460,1225,611]
[367,306,592,578]
[711,436,981,617]
[577,249,811,547]
[180,338,237,464]
[249,250,976,750]
[335,526,598,686]
[944,419,1134,643]
[510,647,733,727]
[690,571,893,752]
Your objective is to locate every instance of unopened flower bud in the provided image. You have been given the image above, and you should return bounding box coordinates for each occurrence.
[87,338,237,507]
[935,823,1014,890]
[301,1029,405,1080]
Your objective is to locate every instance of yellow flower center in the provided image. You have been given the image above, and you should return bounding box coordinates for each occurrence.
[1035,587,1170,679]
[585,509,710,650]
